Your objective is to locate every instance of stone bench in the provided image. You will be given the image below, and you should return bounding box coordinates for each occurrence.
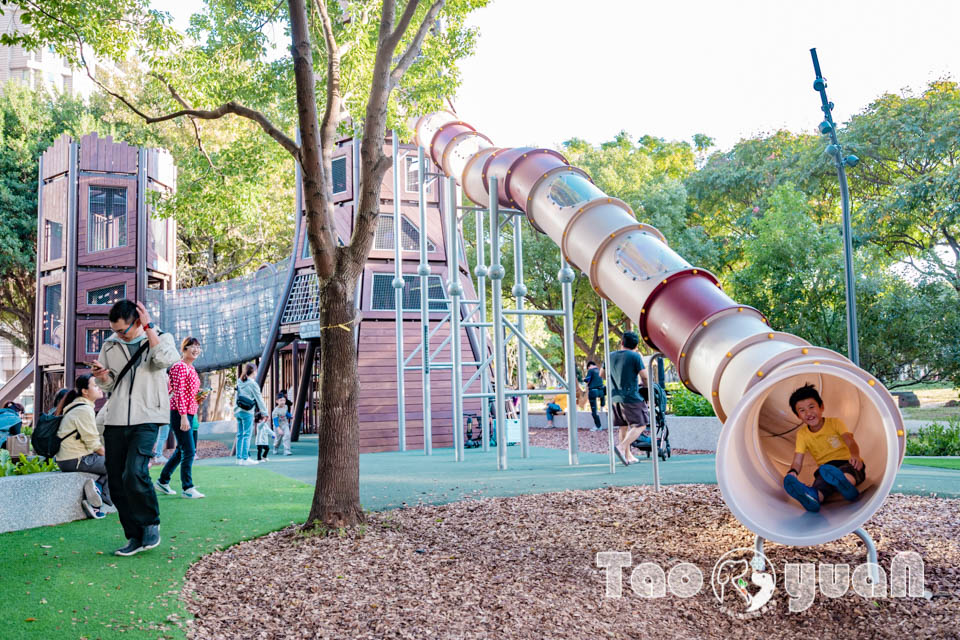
[0,471,98,534]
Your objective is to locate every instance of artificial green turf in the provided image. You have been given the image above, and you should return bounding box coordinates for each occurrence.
[2,465,312,640]
[903,456,960,470]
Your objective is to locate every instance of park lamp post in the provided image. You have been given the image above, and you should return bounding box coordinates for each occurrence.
[810,47,861,366]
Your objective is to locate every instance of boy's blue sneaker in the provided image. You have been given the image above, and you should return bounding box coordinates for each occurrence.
[818,465,860,501]
[784,474,820,512]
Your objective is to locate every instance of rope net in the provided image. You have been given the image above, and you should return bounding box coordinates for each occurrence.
[144,260,289,372]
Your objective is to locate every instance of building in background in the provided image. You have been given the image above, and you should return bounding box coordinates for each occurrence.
[0,4,105,97]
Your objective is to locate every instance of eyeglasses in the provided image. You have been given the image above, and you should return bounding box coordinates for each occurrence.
[117,321,136,337]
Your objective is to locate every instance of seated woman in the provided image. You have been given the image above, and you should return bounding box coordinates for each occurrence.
[55,374,112,520]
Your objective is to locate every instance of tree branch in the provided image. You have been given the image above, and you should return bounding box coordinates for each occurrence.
[19,1,301,161]
[313,0,342,168]
[289,0,337,279]
[388,0,421,49]
[389,0,445,87]
[150,72,222,176]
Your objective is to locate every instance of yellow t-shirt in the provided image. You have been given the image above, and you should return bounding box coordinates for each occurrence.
[794,417,851,465]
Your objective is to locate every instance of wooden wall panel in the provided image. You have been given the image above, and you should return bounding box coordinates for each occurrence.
[75,318,113,364]
[146,148,176,190]
[78,133,138,174]
[39,176,68,272]
[77,175,138,269]
[76,271,136,315]
[41,134,71,180]
[356,318,483,453]
[37,273,65,367]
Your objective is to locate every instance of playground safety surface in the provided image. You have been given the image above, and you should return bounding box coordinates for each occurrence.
[197,432,960,505]
[183,485,960,639]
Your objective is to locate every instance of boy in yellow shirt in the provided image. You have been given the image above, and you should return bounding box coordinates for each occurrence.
[782,384,866,512]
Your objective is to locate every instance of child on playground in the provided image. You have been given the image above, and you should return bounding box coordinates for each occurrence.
[272,395,292,456]
[783,384,866,512]
[254,412,274,462]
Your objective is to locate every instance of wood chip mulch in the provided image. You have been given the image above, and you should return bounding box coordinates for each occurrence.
[152,440,231,464]
[182,486,960,639]
[529,427,713,455]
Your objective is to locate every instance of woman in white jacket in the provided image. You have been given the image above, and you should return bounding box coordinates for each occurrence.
[56,374,111,519]
[234,363,267,465]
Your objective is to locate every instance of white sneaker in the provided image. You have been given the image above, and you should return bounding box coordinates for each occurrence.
[83,479,103,508]
[246,459,259,465]
[155,481,177,495]
[182,487,205,499]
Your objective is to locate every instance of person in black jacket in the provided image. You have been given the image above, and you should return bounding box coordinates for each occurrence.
[583,361,606,431]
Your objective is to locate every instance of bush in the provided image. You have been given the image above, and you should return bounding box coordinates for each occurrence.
[667,385,716,417]
[905,417,960,456]
[0,450,59,477]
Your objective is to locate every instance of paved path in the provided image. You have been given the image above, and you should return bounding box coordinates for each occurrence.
[197,435,960,510]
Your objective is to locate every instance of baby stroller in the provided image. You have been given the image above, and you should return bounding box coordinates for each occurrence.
[630,384,671,461]
[463,412,485,448]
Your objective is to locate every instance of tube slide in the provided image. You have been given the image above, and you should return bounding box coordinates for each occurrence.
[414,112,905,547]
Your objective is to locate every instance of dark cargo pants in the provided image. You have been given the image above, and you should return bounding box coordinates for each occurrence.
[104,424,161,540]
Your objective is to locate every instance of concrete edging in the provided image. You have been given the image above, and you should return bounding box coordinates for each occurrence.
[0,471,98,533]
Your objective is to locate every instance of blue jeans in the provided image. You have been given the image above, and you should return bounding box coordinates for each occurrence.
[236,411,253,460]
[545,403,562,422]
[588,388,605,428]
[159,411,196,490]
[153,423,170,457]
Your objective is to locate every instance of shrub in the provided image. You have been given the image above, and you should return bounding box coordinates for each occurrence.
[668,385,716,417]
[905,417,960,456]
[0,450,59,477]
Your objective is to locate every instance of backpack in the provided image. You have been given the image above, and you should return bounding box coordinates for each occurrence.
[31,404,82,459]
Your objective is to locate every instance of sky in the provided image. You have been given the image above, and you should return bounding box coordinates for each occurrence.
[163,0,960,152]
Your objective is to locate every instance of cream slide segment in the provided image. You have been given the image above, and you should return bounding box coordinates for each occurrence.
[718,361,903,546]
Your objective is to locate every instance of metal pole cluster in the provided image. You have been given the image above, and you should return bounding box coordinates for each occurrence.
[391,132,407,450]
[416,145,433,454]
[394,142,584,470]
[447,176,466,461]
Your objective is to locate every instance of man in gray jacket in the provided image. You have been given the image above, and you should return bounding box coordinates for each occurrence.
[91,300,179,556]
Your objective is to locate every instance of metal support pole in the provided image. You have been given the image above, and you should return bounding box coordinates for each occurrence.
[475,195,490,452]
[447,176,465,462]
[416,146,433,455]
[752,535,767,571]
[853,527,880,585]
[489,176,508,470]
[754,529,879,584]
[649,353,663,491]
[559,258,578,465]
[601,299,616,474]
[391,132,407,451]
[512,218,530,457]
[291,340,317,442]
[291,338,299,409]
[64,142,79,386]
[811,48,859,365]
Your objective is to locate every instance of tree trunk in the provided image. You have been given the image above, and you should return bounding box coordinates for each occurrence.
[305,275,364,528]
